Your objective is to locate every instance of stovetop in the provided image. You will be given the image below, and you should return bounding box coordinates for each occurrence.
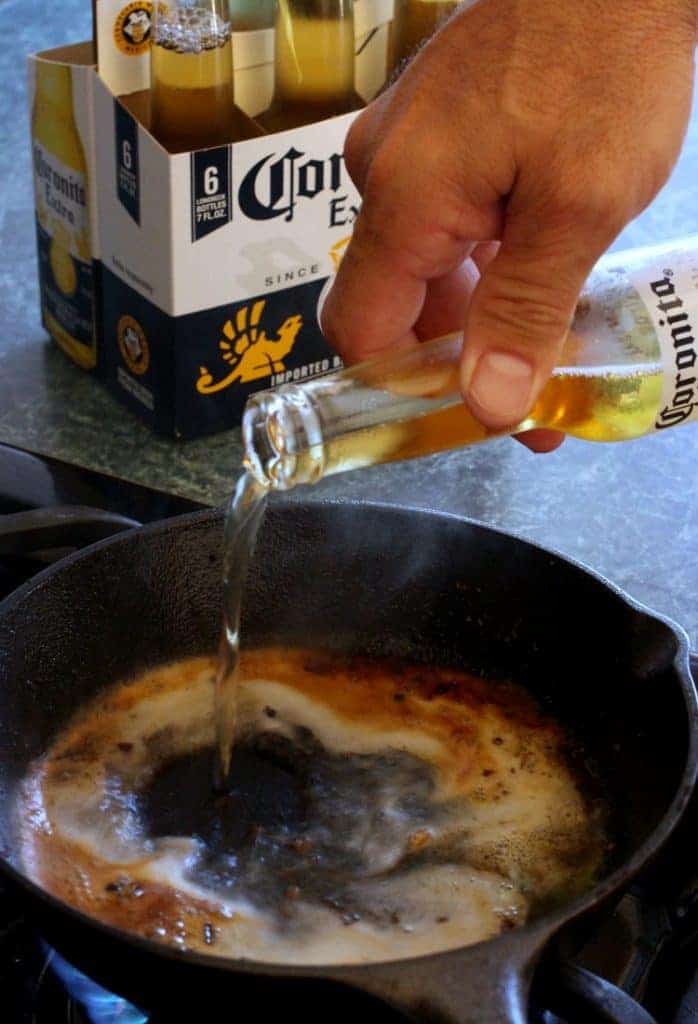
[0,444,696,1024]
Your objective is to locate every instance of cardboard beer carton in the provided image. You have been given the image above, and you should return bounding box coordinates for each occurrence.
[28,1,394,438]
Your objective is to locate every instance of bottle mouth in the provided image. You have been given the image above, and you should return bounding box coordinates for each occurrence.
[242,385,325,491]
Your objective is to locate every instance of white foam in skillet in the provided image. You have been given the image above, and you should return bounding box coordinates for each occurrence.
[17,654,607,965]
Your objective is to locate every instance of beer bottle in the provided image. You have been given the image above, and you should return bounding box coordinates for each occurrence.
[242,237,698,489]
[229,0,275,31]
[258,0,363,132]
[32,61,96,370]
[150,0,262,153]
[390,0,458,73]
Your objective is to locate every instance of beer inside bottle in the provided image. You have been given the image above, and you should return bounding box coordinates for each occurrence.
[150,0,261,153]
[229,0,275,31]
[259,0,363,132]
[242,238,698,490]
[390,0,458,71]
[32,61,96,370]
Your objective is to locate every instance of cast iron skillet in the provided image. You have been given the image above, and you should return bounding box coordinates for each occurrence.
[0,501,695,1024]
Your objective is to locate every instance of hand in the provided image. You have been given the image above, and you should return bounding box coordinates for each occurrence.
[322,0,697,452]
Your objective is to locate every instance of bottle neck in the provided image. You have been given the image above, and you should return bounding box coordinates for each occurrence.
[243,385,327,490]
[392,1,458,68]
[242,332,467,491]
[230,0,275,30]
[273,0,356,105]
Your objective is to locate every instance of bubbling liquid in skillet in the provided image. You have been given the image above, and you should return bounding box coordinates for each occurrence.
[17,648,609,965]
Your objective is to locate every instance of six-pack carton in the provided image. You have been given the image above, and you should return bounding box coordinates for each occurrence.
[28,2,394,438]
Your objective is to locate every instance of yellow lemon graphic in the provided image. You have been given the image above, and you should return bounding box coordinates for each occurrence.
[49,240,78,297]
[329,235,352,272]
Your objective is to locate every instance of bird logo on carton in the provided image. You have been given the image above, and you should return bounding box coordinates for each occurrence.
[196,300,303,395]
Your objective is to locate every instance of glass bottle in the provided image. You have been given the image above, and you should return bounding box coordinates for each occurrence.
[242,237,698,490]
[229,0,275,31]
[32,61,96,370]
[389,0,458,74]
[258,0,363,132]
[150,0,261,152]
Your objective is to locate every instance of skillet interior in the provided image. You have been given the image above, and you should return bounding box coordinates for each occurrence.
[0,500,693,1010]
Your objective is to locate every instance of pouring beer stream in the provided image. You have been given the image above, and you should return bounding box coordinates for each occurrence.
[213,236,698,786]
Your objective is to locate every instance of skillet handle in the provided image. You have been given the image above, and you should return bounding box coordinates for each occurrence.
[329,932,537,1024]
[544,963,658,1024]
[0,506,140,556]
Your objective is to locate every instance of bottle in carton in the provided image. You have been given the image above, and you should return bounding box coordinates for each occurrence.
[32,61,96,370]
[258,0,363,132]
[150,0,262,153]
[389,0,458,73]
[229,0,275,31]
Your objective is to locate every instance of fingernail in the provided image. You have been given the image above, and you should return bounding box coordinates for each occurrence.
[466,350,536,428]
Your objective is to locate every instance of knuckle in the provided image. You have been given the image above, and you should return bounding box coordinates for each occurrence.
[392,227,466,280]
[581,187,629,237]
[359,162,468,280]
[343,114,371,188]
[356,201,466,282]
[636,146,679,206]
[544,176,632,242]
[362,145,400,202]
[479,272,572,340]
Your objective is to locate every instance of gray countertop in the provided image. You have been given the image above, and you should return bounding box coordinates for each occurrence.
[2,2,698,645]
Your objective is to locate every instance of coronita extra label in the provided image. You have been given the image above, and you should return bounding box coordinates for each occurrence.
[632,242,698,431]
[33,141,94,352]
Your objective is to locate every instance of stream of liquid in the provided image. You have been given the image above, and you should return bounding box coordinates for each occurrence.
[214,471,268,788]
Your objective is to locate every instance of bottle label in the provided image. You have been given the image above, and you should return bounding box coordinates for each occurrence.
[33,140,94,349]
[632,247,698,431]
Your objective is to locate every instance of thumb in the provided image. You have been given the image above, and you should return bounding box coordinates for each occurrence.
[461,216,610,431]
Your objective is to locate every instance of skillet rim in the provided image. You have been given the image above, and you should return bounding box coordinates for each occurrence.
[0,499,695,979]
